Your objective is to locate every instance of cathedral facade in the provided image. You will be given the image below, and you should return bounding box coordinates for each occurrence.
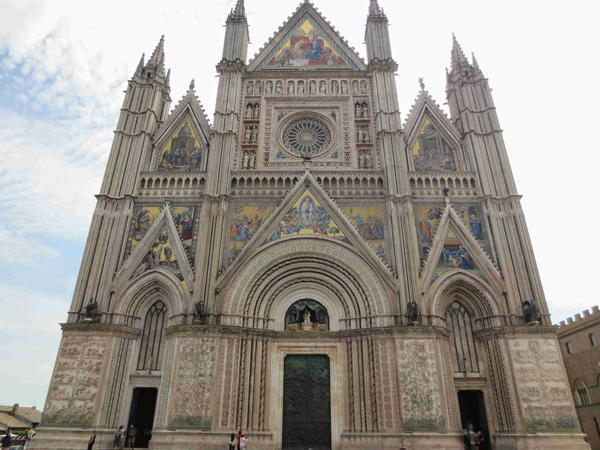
[33,1,590,449]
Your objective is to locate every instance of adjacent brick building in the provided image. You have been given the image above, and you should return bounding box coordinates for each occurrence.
[558,307,600,449]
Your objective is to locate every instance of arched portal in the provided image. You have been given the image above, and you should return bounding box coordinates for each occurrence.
[219,238,395,329]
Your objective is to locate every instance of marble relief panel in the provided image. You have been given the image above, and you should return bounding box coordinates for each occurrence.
[170,337,218,429]
[509,338,578,431]
[43,335,107,425]
[396,339,444,431]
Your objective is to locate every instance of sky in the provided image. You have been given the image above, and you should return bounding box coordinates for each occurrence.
[0,0,598,408]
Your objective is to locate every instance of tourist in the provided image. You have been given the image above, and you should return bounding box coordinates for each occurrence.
[113,425,124,449]
[474,430,485,450]
[229,433,236,450]
[1,428,11,450]
[236,430,242,449]
[87,430,96,450]
[240,434,248,449]
[127,425,137,449]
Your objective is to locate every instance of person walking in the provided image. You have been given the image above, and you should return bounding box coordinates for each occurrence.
[474,430,485,450]
[240,434,248,449]
[127,425,137,449]
[118,425,126,450]
[1,428,11,450]
[87,430,96,450]
[228,433,236,450]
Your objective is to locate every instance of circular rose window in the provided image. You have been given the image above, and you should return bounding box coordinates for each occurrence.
[280,116,333,158]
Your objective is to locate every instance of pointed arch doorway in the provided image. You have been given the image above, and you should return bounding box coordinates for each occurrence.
[282,354,331,450]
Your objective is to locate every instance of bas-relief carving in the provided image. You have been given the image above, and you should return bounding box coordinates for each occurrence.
[43,335,106,425]
[170,337,218,429]
[396,339,444,431]
[376,338,399,430]
[509,338,579,431]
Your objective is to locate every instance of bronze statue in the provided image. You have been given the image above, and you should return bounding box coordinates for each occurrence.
[407,301,419,323]
[84,298,98,321]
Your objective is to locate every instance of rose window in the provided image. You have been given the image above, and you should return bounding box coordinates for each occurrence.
[281,117,333,158]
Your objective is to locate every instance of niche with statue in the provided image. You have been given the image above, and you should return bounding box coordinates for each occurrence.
[285,299,329,331]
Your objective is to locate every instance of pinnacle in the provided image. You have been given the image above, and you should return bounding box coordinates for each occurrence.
[368,0,386,18]
[135,53,145,75]
[471,52,481,74]
[149,35,165,66]
[188,79,195,92]
[230,0,246,18]
[450,33,469,71]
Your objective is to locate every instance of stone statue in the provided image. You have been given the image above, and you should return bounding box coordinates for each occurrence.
[355,103,361,117]
[331,80,339,94]
[362,103,368,117]
[341,80,348,94]
[195,300,205,323]
[407,300,419,324]
[245,103,253,118]
[242,152,249,169]
[298,81,304,94]
[84,298,98,322]
[254,80,261,94]
[248,152,256,169]
[253,103,260,119]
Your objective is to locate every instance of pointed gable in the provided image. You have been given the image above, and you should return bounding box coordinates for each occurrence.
[404,89,462,172]
[152,81,211,171]
[416,202,502,293]
[114,204,197,292]
[248,3,367,71]
[267,188,347,242]
[218,172,396,291]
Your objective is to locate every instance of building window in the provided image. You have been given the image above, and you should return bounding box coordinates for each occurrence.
[590,333,597,347]
[445,301,479,373]
[137,300,168,371]
[566,342,573,354]
[575,380,591,406]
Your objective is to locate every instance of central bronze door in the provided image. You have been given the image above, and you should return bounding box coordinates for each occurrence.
[282,354,331,450]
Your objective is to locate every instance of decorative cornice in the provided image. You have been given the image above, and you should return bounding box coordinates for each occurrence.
[166,324,450,339]
[474,325,558,339]
[61,323,141,337]
[216,59,247,73]
[368,58,398,73]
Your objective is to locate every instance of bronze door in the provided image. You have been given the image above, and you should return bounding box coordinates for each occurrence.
[282,354,331,450]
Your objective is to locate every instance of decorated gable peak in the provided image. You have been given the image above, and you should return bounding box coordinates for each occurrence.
[248,2,367,72]
[152,81,211,172]
[404,89,462,172]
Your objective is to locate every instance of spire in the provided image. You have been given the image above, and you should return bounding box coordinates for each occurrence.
[148,35,165,67]
[135,53,145,76]
[450,34,469,72]
[232,0,245,17]
[471,52,482,75]
[229,0,246,19]
[368,0,384,18]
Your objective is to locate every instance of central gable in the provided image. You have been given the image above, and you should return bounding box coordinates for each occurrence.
[249,4,366,72]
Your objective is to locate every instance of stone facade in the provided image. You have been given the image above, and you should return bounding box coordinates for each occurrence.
[31,1,590,449]
[558,307,600,450]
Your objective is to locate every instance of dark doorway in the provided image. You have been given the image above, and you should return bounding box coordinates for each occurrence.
[127,387,158,448]
[458,390,490,450]
[282,355,331,450]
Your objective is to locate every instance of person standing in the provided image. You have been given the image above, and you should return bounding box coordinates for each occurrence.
[474,430,485,450]
[87,430,96,450]
[228,433,236,450]
[236,430,242,450]
[127,425,137,449]
[113,425,124,449]
[240,434,248,449]
[1,428,11,450]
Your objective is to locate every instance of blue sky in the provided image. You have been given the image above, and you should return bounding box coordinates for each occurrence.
[0,0,599,408]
